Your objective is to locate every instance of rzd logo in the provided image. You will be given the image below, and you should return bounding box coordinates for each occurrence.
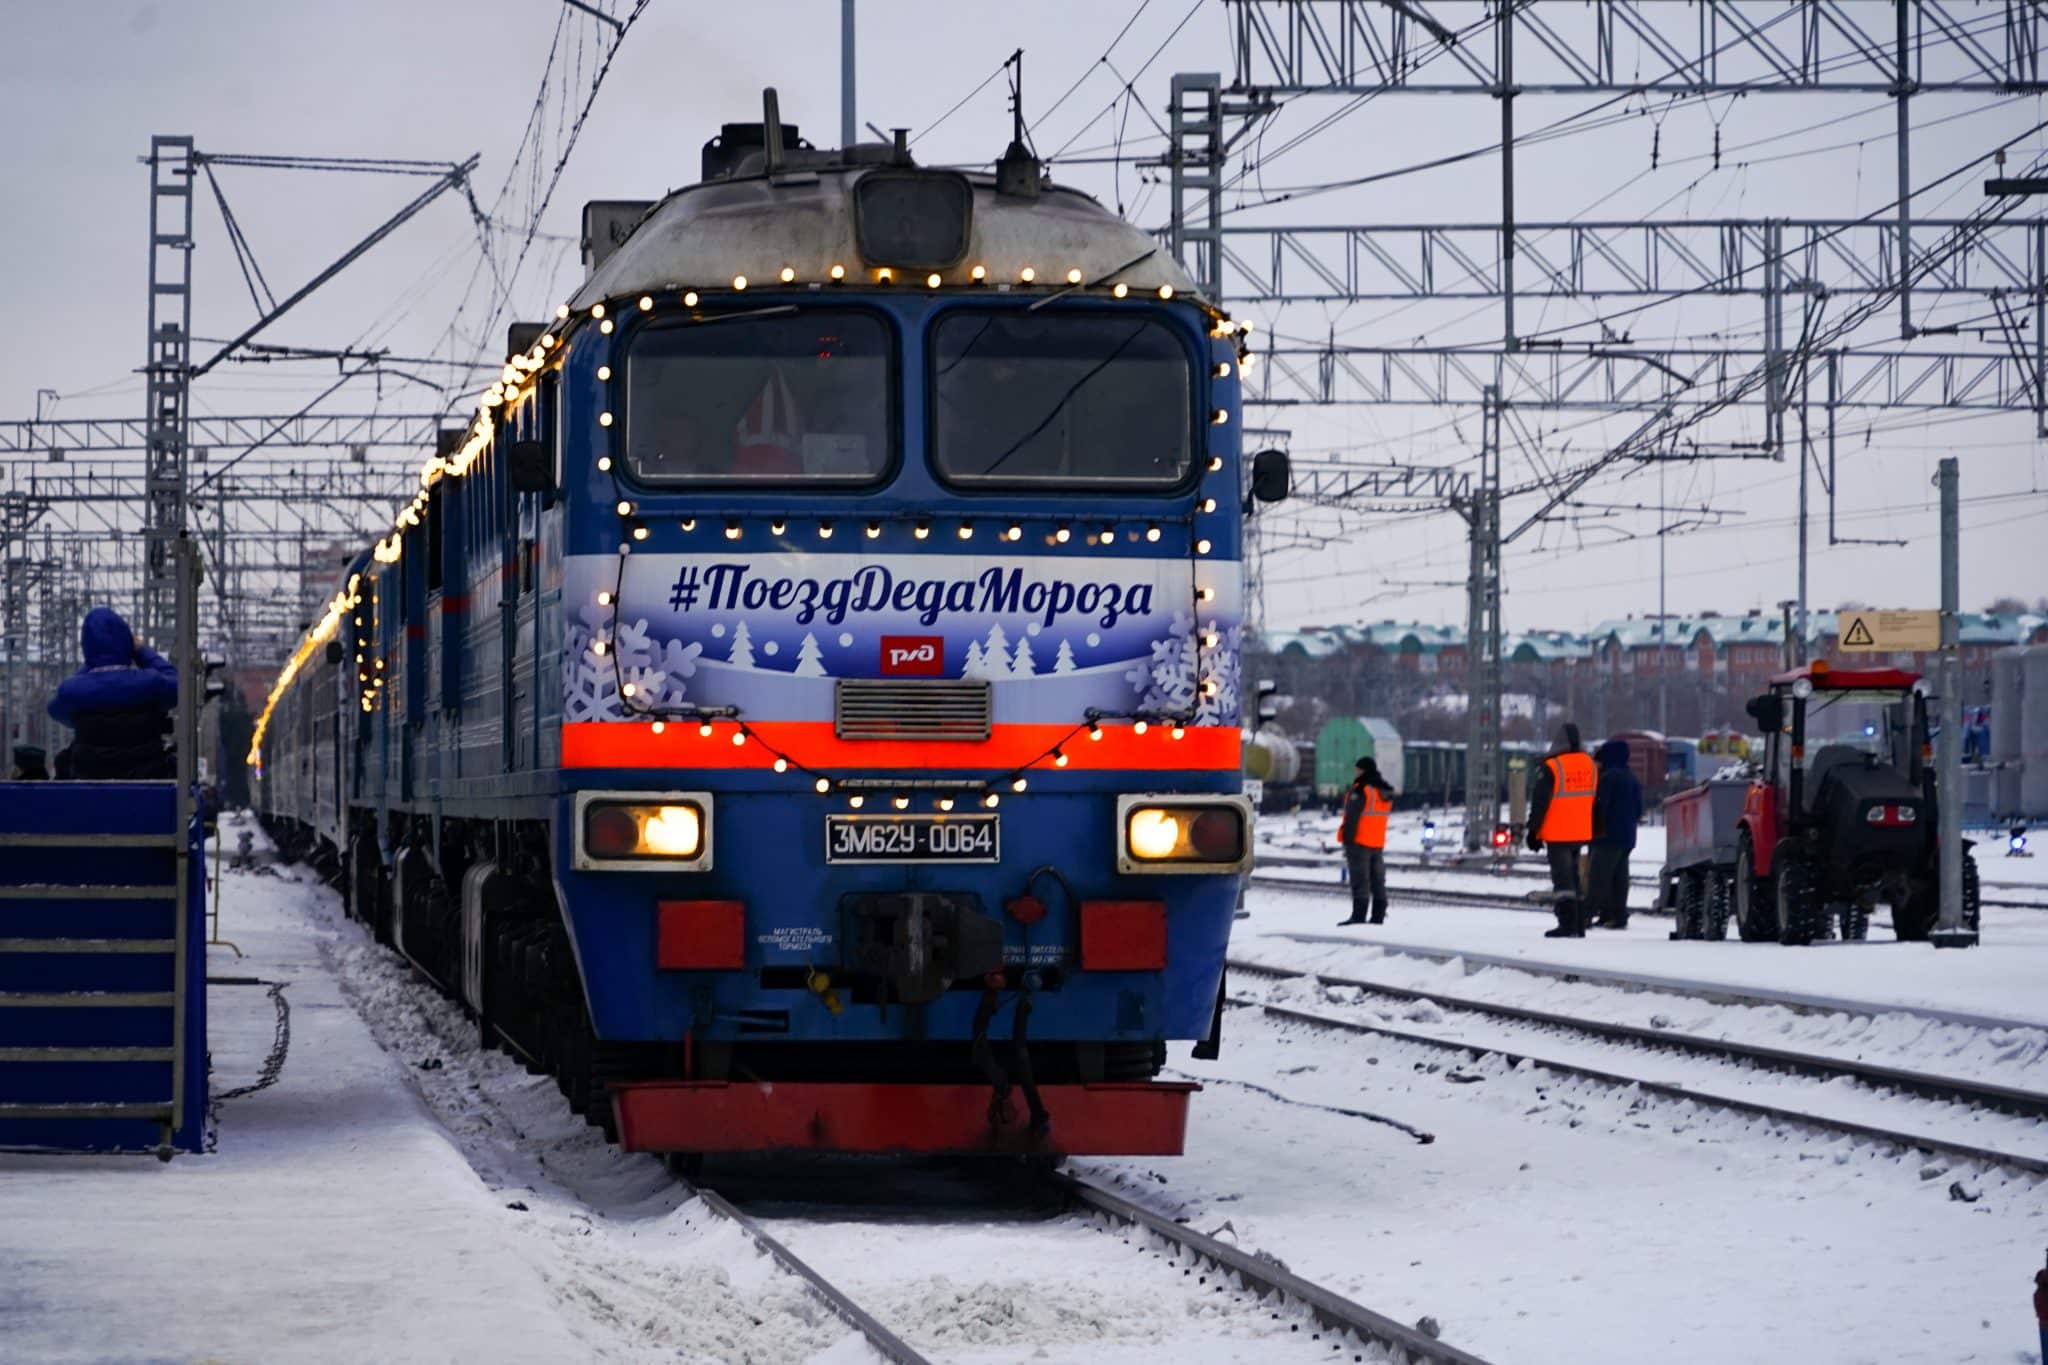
[880,635,943,676]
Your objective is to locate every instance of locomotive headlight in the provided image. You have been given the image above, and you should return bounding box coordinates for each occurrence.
[1118,796,1253,874]
[1127,809,1181,859]
[1791,678,1814,700]
[574,793,712,870]
[640,806,702,855]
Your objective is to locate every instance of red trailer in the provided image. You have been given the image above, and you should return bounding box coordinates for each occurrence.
[1660,778,1748,940]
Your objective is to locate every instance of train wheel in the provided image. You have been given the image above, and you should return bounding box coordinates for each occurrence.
[1734,833,1776,943]
[1701,871,1732,941]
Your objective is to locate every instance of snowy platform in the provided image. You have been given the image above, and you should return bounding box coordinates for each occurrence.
[0,853,589,1365]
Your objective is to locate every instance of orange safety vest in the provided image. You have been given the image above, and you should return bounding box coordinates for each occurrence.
[1539,751,1598,843]
[1349,785,1392,850]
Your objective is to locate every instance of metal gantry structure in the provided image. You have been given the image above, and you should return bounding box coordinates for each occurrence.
[0,131,476,758]
[1161,0,2048,841]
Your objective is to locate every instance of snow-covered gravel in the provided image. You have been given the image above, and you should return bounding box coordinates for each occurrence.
[1242,879,2048,1028]
[1088,1006,2048,1365]
[1233,931,2048,1093]
[1234,967,2048,1168]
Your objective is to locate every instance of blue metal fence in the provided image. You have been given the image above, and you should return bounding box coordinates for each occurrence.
[0,780,207,1157]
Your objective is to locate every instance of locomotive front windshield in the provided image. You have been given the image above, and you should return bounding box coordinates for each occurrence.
[624,311,891,483]
[931,312,1191,489]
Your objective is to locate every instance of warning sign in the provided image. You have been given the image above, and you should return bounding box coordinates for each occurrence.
[1837,609,1941,652]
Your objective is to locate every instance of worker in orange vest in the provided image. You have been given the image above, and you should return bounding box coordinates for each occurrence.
[1527,722,1598,938]
[1336,756,1396,925]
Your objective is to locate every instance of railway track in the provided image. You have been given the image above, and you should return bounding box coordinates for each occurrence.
[1247,916,2048,1034]
[1227,960,2048,1178]
[670,1178,933,1364]
[692,1164,1496,1365]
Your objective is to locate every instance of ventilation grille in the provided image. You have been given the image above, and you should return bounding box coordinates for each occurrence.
[834,679,992,741]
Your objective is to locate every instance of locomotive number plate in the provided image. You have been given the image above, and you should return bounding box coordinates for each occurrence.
[825,814,1000,864]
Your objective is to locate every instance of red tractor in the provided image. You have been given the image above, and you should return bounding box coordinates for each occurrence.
[1728,663,1976,945]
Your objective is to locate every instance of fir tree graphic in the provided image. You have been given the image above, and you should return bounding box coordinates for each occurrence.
[980,624,1011,678]
[1011,635,1037,676]
[792,632,826,677]
[1052,638,1077,674]
[963,639,986,678]
[727,620,755,668]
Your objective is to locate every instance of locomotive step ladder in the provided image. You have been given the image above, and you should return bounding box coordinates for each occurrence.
[0,780,207,1157]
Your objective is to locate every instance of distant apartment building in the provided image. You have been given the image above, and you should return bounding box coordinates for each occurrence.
[1259,607,2043,738]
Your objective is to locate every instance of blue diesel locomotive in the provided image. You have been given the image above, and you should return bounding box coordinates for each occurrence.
[252,99,1282,1158]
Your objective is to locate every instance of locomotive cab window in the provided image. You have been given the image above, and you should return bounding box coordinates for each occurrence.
[623,311,891,484]
[931,311,1192,489]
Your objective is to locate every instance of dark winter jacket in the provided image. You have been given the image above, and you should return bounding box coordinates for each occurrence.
[1591,738,1643,850]
[47,607,177,780]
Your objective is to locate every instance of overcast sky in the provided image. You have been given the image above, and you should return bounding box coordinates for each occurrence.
[1,0,2042,639]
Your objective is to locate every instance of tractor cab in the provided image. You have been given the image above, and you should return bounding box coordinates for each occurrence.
[1745,663,1928,824]
[1733,662,1966,943]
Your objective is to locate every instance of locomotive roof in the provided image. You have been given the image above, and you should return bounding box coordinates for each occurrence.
[569,163,1201,309]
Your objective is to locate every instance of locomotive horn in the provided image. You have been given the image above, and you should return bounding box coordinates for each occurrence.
[762,88,785,174]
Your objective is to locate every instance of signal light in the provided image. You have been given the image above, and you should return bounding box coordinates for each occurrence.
[1492,825,1511,848]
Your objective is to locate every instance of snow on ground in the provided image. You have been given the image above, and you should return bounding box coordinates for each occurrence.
[0,830,592,1364]
[1240,880,2048,1028]
[0,815,878,1365]
[1088,1004,2048,1365]
[1230,962,2048,1164]
[1232,924,2048,1093]
[753,1193,1347,1365]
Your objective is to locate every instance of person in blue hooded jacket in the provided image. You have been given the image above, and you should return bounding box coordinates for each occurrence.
[1587,737,1643,929]
[46,607,178,780]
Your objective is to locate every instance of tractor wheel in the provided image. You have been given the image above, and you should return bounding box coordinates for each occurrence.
[1702,870,1733,942]
[1894,880,1936,941]
[1962,850,1981,933]
[1840,898,1871,942]
[1776,854,1821,946]
[1670,872,1702,940]
[1734,832,1777,942]
[1895,851,1982,940]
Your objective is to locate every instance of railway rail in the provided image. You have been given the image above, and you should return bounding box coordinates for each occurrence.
[673,1179,933,1364]
[1226,961,2048,1178]
[693,1164,1497,1365]
[1051,1171,1494,1365]
[1245,916,2048,1035]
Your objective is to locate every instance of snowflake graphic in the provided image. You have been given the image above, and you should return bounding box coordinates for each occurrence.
[1195,624,1244,726]
[560,602,702,721]
[1126,611,1199,713]
[1122,613,1243,724]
